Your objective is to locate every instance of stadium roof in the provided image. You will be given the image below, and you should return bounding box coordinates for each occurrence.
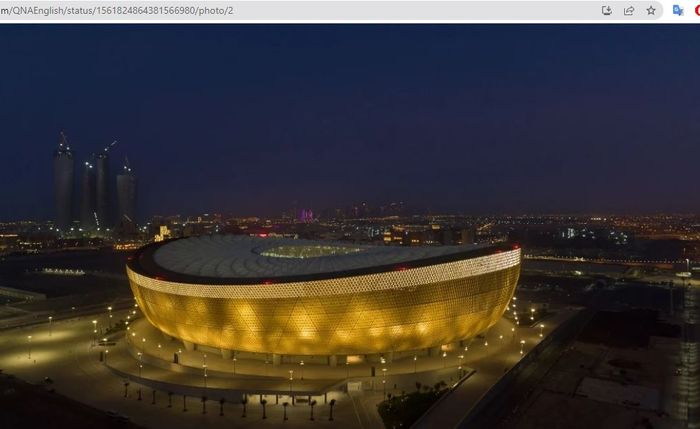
[130,235,515,284]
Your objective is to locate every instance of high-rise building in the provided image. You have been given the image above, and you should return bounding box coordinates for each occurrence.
[95,140,116,228]
[116,157,137,231]
[53,132,74,231]
[80,159,96,229]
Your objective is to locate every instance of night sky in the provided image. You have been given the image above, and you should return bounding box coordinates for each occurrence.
[1,25,698,221]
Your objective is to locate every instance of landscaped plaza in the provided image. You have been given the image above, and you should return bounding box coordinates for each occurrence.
[0,301,566,429]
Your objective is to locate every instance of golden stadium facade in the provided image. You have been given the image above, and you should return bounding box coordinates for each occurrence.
[127,235,521,357]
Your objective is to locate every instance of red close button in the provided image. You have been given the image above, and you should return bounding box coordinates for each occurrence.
[696,4,700,15]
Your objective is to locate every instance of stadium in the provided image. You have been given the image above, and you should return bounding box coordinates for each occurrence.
[126,235,521,362]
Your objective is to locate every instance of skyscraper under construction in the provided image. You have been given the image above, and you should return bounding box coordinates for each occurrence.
[116,157,137,232]
[95,140,116,229]
[53,132,74,231]
[80,158,97,229]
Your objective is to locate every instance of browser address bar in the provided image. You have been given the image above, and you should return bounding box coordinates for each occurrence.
[0,1,667,22]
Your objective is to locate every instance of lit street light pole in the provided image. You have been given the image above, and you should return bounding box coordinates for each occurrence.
[27,335,32,359]
[539,324,545,337]
[107,306,113,328]
[137,352,143,377]
[300,360,304,380]
[382,367,387,399]
[48,316,53,337]
[203,354,208,390]
[520,339,526,355]
[91,320,97,346]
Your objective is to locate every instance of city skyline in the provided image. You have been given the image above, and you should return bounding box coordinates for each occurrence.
[2,25,699,221]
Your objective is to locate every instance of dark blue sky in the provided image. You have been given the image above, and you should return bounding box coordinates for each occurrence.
[1,25,698,220]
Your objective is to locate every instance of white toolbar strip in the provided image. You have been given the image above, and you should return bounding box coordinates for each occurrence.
[0,1,681,23]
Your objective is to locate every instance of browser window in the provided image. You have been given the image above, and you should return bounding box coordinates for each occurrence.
[1,2,697,429]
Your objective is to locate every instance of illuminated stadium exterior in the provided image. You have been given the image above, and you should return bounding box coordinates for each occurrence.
[126,235,521,360]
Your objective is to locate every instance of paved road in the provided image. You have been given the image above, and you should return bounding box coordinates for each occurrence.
[456,310,593,429]
[413,309,576,429]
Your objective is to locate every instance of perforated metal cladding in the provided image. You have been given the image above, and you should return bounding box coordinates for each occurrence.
[128,249,520,355]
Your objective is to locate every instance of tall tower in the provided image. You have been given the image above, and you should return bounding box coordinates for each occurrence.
[116,157,137,232]
[53,132,74,231]
[80,158,96,229]
[95,140,116,229]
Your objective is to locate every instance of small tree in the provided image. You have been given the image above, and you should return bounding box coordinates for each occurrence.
[283,402,289,421]
[261,398,268,419]
[241,396,248,418]
[201,395,207,414]
[309,399,317,421]
[329,398,336,421]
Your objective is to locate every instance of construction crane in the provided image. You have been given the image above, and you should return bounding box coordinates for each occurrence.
[59,131,70,150]
[103,140,117,153]
[96,140,117,159]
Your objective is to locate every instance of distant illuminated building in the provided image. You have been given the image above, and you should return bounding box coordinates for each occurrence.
[154,225,171,242]
[53,132,75,231]
[298,208,314,223]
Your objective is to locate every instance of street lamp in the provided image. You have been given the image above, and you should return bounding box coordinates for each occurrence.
[300,360,304,380]
[346,360,350,378]
[519,340,526,355]
[107,306,113,328]
[203,354,208,390]
[48,316,53,337]
[413,355,417,373]
[157,343,162,359]
[27,335,32,359]
[137,352,143,377]
[233,356,237,375]
[104,349,109,364]
[289,370,294,397]
[539,324,545,338]
[530,308,535,321]
[442,351,447,368]
[382,367,387,399]
[92,320,97,346]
